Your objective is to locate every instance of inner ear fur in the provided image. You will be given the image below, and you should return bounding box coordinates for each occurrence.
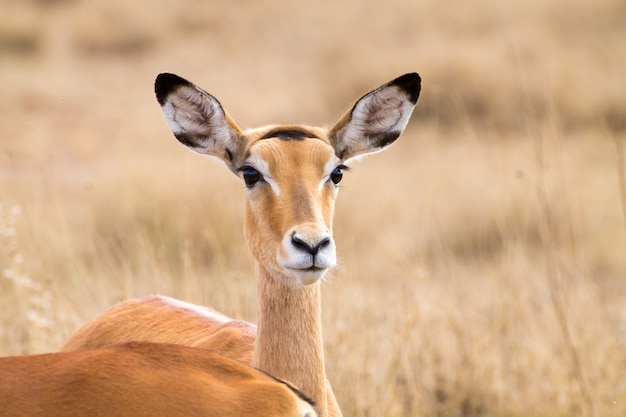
[329,73,421,162]
[154,73,244,171]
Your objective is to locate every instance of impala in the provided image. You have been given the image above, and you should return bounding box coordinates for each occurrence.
[62,72,421,417]
[0,342,317,416]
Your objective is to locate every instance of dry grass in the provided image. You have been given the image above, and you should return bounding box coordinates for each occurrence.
[1,0,626,416]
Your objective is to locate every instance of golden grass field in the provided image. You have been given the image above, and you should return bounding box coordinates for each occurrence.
[1,0,625,416]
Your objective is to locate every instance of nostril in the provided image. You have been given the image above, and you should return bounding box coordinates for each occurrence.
[291,234,330,256]
[291,234,312,253]
[317,237,331,250]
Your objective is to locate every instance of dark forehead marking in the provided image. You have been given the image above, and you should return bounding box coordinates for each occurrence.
[260,127,319,141]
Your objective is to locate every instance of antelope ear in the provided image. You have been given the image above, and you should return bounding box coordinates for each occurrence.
[329,73,421,162]
[154,73,243,170]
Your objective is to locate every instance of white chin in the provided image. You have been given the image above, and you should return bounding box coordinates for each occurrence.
[287,267,327,286]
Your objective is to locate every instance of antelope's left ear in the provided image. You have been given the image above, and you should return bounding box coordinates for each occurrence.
[329,73,421,162]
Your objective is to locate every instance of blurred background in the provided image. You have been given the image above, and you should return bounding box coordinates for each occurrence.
[1,0,625,416]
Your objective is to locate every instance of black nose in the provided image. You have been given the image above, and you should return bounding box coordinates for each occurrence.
[291,234,331,255]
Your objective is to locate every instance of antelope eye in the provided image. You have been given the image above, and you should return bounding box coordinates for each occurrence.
[241,167,262,188]
[330,166,345,185]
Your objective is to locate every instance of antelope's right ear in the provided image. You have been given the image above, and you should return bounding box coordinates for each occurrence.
[329,73,421,162]
[154,73,243,170]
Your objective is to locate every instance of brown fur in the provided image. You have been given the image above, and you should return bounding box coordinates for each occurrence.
[0,342,316,417]
[62,296,256,363]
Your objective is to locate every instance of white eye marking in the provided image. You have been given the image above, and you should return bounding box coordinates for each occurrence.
[246,155,280,195]
[319,155,343,192]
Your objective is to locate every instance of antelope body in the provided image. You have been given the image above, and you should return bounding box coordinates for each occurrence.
[62,72,422,417]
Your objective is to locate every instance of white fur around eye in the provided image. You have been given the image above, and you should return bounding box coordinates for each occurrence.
[245,156,280,195]
[319,155,343,192]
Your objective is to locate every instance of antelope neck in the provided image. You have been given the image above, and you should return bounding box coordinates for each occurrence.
[252,265,328,417]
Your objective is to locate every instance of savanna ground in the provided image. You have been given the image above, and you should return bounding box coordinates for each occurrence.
[1,0,626,416]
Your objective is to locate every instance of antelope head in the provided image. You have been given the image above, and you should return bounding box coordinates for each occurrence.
[155,73,421,287]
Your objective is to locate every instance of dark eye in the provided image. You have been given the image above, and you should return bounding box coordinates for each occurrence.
[241,167,262,188]
[330,165,346,185]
